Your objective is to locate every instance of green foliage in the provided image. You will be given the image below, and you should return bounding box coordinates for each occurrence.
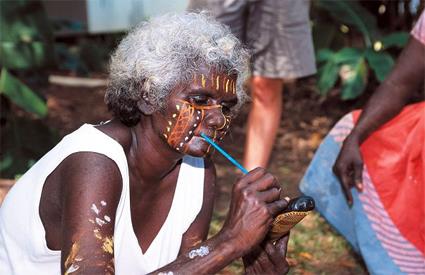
[315,0,378,47]
[0,0,55,69]
[0,0,58,178]
[313,0,408,100]
[381,32,410,49]
[0,68,47,117]
[364,49,394,82]
[0,116,59,178]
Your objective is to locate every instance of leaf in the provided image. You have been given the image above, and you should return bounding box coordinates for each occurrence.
[0,68,47,117]
[381,32,409,49]
[0,0,54,69]
[317,60,339,95]
[316,0,378,47]
[0,153,13,172]
[365,49,394,82]
[340,58,367,100]
[333,47,363,64]
[0,41,53,69]
[316,48,334,63]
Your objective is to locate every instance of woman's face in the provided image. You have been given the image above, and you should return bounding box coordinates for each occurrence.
[155,68,238,157]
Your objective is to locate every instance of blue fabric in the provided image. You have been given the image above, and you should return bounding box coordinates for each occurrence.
[299,134,404,275]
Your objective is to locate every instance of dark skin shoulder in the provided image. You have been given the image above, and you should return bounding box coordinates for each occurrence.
[39,122,130,273]
[40,151,123,273]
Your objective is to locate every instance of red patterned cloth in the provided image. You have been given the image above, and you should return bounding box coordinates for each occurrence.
[353,101,425,257]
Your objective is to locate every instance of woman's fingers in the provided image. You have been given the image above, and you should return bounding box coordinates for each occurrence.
[353,161,364,192]
[267,199,288,217]
[257,187,282,204]
[263,237,290,273]
[275,233,290,257]
[340,170,354,206]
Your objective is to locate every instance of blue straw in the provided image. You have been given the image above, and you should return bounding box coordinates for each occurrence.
[200,132,248,174]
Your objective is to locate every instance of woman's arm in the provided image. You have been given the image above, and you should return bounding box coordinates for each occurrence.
[59,155,286,274]
[59,152,122,274]
[153,168,288,274]
[179,160,290,275]
[333,36,425,205]
[349,37,425,143]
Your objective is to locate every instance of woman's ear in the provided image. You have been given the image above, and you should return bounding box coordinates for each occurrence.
[137,93,156,115]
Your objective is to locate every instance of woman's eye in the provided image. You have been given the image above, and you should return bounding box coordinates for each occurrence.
[221,104,231,114]
[190,96,209,105]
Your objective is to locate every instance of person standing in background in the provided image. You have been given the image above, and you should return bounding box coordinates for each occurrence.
[188,0,316,170]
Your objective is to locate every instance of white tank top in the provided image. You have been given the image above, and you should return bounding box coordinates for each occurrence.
[0,124,205,275]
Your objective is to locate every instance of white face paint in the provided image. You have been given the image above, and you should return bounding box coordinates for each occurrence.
[96,218,106,227]
[188,246,210,259]
[91,204,100,215]
[101,200,107,206]
[65,263,80,274]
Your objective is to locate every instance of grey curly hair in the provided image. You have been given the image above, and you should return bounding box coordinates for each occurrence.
[105,12,250,126]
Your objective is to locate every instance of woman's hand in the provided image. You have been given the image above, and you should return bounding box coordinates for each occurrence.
[333,134,364,206]
[243,234,290,275]
[219,168,288,256]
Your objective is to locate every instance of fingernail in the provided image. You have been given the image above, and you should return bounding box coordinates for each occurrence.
[356,182,363,191]
[284,196,290,202]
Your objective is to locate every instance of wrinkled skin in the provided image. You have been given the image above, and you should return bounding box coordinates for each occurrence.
[333,36,425,206]
[221,168,286,255]
[243,235,290,275]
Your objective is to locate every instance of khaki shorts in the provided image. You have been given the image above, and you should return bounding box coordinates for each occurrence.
[188,0,316,79]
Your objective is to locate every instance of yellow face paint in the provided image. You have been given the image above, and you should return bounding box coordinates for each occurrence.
[93,229,102,240]
[102,237,114,254]
[65,242,80,268]
[201,74,206,88]
[225,79,229,93]
[216,76,220,90]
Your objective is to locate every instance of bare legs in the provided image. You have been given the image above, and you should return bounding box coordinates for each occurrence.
[243,76,284,171]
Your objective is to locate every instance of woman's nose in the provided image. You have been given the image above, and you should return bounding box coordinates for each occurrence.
[204,108,226,130]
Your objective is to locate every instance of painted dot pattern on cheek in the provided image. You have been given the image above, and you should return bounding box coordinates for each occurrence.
[165,101,203,152]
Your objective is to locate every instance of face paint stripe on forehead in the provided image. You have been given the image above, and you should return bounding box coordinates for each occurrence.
[216,76,220,91]
[211,73,215,88]
[225,79,229,93]
[193,74,198,86]
[201,74,206,88]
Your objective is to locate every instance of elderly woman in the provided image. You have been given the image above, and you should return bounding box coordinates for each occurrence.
[0,13,289,274]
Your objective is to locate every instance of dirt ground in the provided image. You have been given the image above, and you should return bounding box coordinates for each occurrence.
[1,77,366,274]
